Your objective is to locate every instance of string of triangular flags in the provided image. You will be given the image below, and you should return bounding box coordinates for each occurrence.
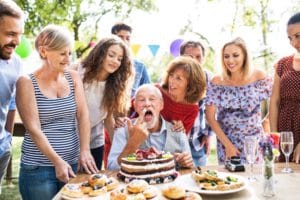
[131,39,184,57]
[16,36,185,59]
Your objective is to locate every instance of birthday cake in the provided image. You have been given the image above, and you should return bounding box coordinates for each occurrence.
[117,147,178,184]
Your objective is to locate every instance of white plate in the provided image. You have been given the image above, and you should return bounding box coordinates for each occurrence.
[173,172,247,195]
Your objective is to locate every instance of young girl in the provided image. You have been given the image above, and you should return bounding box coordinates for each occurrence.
[78,36,134,169]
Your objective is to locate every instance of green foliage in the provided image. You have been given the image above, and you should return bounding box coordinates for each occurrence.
[242,8,256,27]
[142,53,173,83]
[16,0,157,58]
[16,0,69,36]
[204,49,217,74]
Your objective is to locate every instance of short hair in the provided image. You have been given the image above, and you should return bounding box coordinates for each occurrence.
[0,0,24,21]
[180,40,205,57]
[135,84,163,101]
[221,37,251,79]
[287,12,300,25]
[111,22,132,34]
[161,56,206,103]
[35,24,74,58]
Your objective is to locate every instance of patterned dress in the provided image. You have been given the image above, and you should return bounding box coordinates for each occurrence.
[205,77,272,163]
[276,55,300,162]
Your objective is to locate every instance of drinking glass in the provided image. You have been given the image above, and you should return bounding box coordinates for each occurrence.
[280,131,294,173]
[244,135,258,182]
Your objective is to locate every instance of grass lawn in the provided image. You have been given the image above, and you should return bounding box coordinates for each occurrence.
[0,137,22,200]
[0,136,218,200]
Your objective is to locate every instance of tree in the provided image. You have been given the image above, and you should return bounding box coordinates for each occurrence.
[16,0,157,58]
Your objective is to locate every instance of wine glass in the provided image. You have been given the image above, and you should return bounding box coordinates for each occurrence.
[244,135,258,182]
[280,131,294,173]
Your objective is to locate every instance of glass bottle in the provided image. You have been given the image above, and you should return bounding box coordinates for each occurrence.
[262,142,275,197]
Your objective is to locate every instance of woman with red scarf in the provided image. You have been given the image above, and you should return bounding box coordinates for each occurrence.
[157,56,206,134]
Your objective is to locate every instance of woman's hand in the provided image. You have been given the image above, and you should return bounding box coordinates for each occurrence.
[171,120,185,132]
[78,150,98,174]
[54,159,76,183]
[293,143,300,164]
[114,117,127,128]
[225,144,241,160]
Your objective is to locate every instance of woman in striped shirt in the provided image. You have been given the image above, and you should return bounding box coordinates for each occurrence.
[16,25,98,200]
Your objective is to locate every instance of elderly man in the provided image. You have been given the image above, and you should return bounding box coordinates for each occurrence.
[107,84,193,170]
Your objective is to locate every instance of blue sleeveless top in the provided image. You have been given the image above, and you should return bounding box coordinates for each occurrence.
[21,71,79,166]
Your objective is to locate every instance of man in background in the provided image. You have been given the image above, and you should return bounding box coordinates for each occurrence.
[111,22,151,97]
[0,0,24,193]
[180,40,213,166]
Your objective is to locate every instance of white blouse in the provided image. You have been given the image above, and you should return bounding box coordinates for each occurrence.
[78,65,107,149]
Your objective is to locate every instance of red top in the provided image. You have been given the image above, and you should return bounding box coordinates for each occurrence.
[276,55,300,162]
[156,85,198,135]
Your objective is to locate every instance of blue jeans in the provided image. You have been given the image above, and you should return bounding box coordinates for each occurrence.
[191,146,207,166]
[19,163,77,200]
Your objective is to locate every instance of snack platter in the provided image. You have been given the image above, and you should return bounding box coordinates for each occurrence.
[55,169,247,200]
[181,173,246,195]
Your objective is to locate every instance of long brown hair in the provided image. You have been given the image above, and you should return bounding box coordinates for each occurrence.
[161,56,206,103]
[81,36,134,115]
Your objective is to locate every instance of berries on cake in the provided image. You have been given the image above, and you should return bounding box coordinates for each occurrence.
[117,147,179,184]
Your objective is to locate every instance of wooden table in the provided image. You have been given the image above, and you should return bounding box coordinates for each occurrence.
[54,163,300,200]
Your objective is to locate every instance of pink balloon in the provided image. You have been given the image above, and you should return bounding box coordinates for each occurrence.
[170,39,184,57]
[89,41,96,48]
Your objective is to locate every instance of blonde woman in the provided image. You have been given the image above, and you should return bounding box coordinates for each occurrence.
[17,25,97,200]
[205,37,272,164]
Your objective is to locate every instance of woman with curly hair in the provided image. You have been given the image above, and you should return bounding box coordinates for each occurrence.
[78,36,134,169]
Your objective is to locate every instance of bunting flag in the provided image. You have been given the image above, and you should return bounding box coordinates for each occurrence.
[148,44,160,57]
[131,44,141,57]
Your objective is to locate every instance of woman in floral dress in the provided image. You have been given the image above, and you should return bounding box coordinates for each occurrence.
[205,37,272,164]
